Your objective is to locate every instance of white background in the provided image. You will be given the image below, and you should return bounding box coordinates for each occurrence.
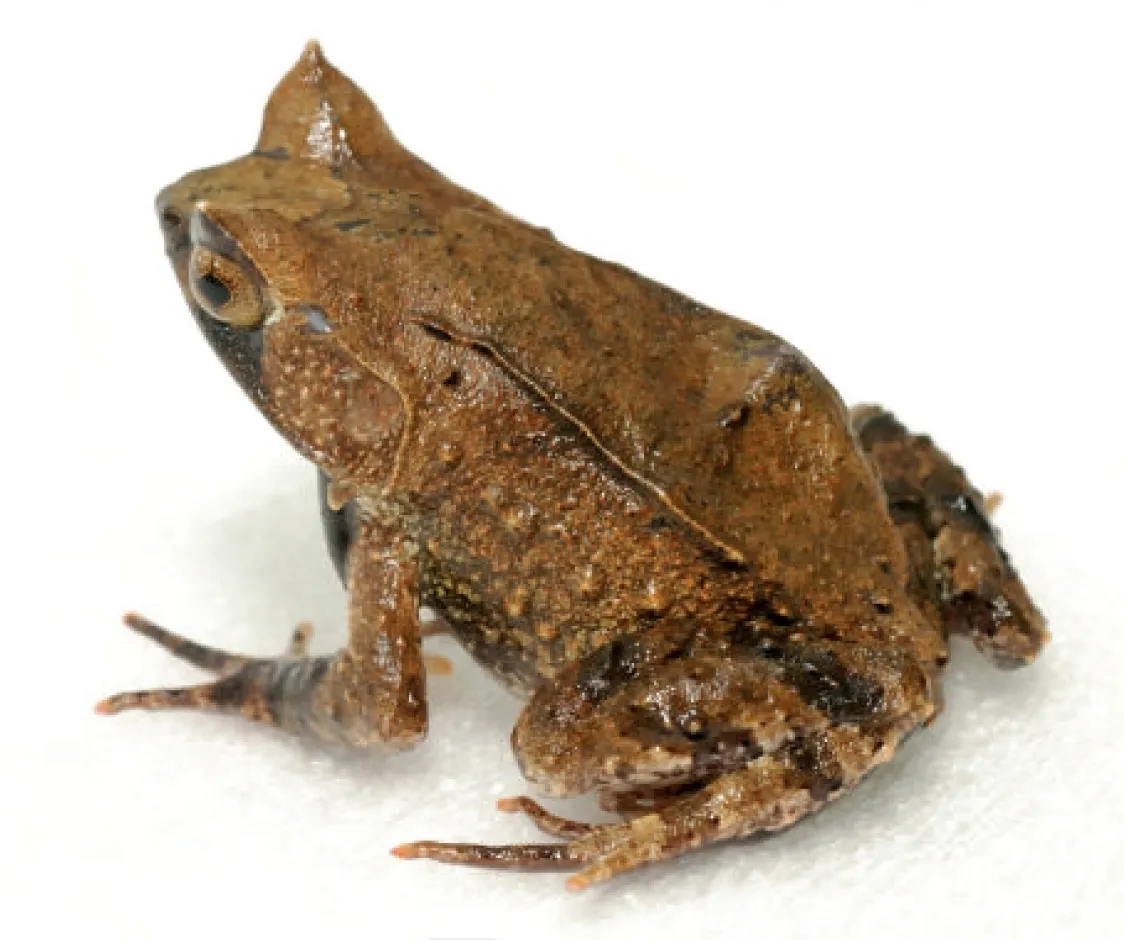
[2,2,1122,937]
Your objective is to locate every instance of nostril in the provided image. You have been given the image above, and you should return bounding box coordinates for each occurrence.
[160,206,186,243]
[160,206,185,238]
[159,206,190,256]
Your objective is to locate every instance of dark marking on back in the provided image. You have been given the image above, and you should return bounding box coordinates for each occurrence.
[336,218,371,232]
[717,401,750,429]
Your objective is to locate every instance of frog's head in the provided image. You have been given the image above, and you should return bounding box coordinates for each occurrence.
[154,194,290,406]
[155,189,405,482]
[153,43,411,481]
[154,41,383,387]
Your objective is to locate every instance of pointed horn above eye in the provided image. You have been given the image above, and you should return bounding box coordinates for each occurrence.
[256,40,399,168]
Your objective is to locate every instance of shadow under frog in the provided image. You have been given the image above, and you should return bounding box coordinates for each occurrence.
[98,42,1049,891]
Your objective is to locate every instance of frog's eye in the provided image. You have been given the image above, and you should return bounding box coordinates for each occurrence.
[188,246,265,328]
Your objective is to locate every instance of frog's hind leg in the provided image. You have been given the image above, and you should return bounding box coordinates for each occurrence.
[393,624,934,888]
[394,789,710,868]
[395,724,906,891]
[557,730,880,891]
[852,405,1048,666]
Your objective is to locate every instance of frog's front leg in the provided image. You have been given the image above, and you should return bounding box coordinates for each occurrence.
[98,517,434,748]
[395,628,933,888]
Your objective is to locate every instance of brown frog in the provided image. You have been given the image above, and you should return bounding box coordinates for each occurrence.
[97,42,1049,891]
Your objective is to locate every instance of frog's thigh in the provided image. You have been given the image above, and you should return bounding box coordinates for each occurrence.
[509,623,787,799]
[852,405,1049,666]
[98,516,431,748]
[512,633,929,799]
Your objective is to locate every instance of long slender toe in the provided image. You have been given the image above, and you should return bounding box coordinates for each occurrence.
[121,612,252,674]
[95,683,226,716]
[390,840,582,870]
[496,796,596,839]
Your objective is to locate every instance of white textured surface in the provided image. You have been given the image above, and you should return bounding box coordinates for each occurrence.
[3,2,1122,937]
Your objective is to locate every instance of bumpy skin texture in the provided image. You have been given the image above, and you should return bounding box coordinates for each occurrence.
[98,42,1049,890]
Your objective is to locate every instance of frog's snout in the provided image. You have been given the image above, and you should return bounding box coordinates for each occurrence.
[155,189,190,264]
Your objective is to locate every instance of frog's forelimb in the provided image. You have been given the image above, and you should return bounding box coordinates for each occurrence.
[97,518,452,744]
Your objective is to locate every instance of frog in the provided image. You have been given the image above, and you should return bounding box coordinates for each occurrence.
[97,41,1049,891]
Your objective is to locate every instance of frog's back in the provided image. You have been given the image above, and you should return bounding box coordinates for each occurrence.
[233,41,927,651]
[405,207,910,632]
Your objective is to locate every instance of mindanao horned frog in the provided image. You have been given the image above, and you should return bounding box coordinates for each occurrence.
[98,42,1048,891]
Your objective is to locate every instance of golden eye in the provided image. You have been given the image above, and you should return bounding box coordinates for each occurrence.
[188,246,264,328]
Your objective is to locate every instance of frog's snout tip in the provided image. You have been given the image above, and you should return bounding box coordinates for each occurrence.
[389,843,420,860]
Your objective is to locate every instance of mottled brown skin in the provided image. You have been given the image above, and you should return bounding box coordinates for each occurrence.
[97,42,1049,890]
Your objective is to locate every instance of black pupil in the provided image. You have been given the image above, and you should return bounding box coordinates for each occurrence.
[197,273,231,309]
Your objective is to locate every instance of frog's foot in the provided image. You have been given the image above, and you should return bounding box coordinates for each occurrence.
[396,791,698,860]
[393,743,878,891]
[95,612,452,720]
[852,405,1049,667]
